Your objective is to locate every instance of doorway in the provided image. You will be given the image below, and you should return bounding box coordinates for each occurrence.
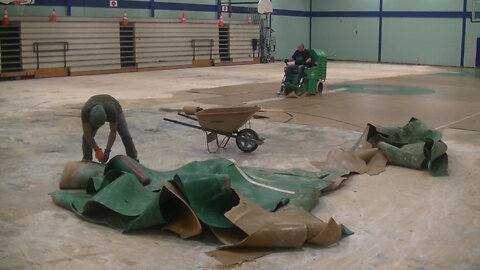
[476,37,480,67]
[219,26,231,62]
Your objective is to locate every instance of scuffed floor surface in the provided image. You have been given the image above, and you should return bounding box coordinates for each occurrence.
[0,62,479,269]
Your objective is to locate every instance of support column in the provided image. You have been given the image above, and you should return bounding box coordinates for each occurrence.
[65,0,71,16]
[377,0,383,63]
[309,0,312,49]
[150,0,154,17]
[460,0,466,67]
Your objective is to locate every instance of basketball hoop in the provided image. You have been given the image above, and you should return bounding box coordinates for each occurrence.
[0,0,35,5]
[257,0,273,15]
[1,0,34,16]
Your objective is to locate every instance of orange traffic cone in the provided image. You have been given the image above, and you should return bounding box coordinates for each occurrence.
[2,8,8,26]
[50,8,57,22]
[121,10,128,26]
[181,12,186,24]
[247,16,252,25]
[218,13,224,27]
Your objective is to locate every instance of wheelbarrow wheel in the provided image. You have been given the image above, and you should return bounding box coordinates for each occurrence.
[236,129,259,153]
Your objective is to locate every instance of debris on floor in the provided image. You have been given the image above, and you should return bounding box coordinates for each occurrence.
[52,156,350,265]
[311,148,387,190]
[311,118,448,190]
[51,118,448,266]
[59,161,105,190]
[354,118,448,176]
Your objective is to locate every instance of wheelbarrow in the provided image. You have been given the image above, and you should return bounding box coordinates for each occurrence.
[163,106,264,153]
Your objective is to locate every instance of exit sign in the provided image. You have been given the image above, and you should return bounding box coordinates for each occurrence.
[110,0,118,8]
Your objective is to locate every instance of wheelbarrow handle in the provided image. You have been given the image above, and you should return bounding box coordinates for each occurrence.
[163,117,235,138]
[164,117,203,131]
[177,112,198,121]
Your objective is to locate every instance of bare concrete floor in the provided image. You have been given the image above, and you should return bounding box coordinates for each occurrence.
[0,62,479,269]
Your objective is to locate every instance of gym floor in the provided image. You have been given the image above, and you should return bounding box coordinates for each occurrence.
[0,62,479,269]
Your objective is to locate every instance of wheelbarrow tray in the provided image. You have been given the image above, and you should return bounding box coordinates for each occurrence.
[196,106,260,133]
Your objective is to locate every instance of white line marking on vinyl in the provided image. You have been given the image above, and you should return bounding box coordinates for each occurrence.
[435,111,480,130]
[228,160,295,194]
[323,87,348,94]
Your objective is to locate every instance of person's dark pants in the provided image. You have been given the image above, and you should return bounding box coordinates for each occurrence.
[82,112,138,161]
[285,64,305,84]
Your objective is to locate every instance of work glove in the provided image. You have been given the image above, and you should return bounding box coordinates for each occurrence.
[104,149,111,163]
[284,59,289,64]
[95,148,104,163]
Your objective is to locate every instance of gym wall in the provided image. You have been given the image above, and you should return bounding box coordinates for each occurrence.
[311,0,480,67]
[2,0,479,69]
[0,0,264,76]
[1,0,313,59]
[312,0,379,62]
[4,0,215,19]
[271,0,310,60]
[3,1,259,22]
[381,0,462,66]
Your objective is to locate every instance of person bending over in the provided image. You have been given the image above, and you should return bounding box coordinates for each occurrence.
[81,94,138,163]
[284,43,312,86]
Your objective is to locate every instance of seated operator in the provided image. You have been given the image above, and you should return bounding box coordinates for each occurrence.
[284,43,312,86]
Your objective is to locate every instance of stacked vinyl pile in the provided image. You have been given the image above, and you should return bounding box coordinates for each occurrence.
[51,118,448,265]
[53,157,351,265]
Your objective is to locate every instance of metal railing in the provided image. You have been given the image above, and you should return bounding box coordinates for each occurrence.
[33,42,69,69]
[191,39,214,61]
